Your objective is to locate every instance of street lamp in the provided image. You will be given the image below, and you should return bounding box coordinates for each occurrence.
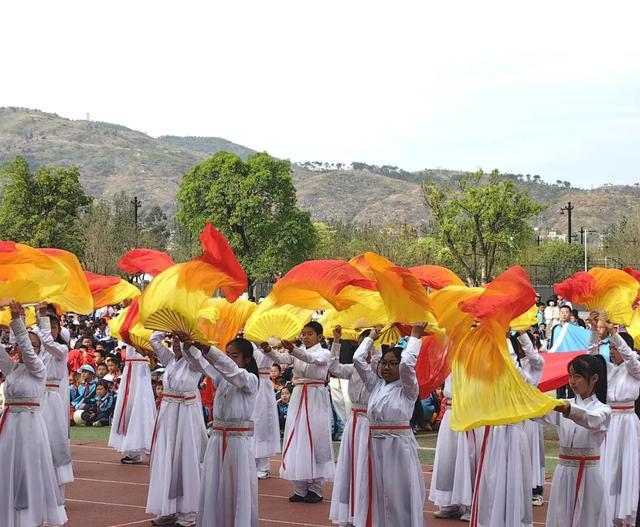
[581,227,598,271]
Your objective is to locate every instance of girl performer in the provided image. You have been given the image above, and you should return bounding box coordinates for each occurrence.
[36,303,74,488]
[184,337,259,527]
[278,321,335,503]
[539,354,611,527]
[145,332,208,527]
[0,300,67,527]
[108,341,157,464]
[469,333,537,527]
[428,374,474,521]
[329,326,379,527]
[597,323,640,526]
[353,323,426,527]
[252,341,282,479]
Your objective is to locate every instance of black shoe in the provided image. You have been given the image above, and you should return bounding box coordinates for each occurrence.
[304,491,323,503]
[289,493,307,502]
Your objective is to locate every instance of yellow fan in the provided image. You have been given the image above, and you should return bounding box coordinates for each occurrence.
[108,306,154,353]
[319,290,389,340]
[198,298,257,348]
[93,279,140,310]
[510,304,538,332]
[627,308,640,350]
[244,295,314,343]
[0,307,37,328]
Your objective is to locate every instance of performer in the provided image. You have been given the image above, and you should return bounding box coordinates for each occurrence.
[251,341,282,479]
[537,354,611,527]
[428,374,474,521]
[108,342,157,464]
[0,300,67,527]
[277,321,335,503]
[469,333,538,527]
[36,304,74,488]
[145,332,208,527]
[353,323,426,527]
[597,325,640,526]
[329,326,379,527]
[185,337,259,527]
[516,332,547,507]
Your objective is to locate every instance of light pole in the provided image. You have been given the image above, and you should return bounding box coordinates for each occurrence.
[582,228,597,271]
[560,202,574,243]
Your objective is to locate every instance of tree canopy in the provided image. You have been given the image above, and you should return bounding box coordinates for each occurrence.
[0,156,91,255]
[423,169,545,285]
[176,152,317,289]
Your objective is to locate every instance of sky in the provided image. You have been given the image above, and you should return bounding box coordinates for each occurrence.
[2,0,640,187]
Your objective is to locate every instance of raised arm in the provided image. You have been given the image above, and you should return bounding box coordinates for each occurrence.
[353,336,378,392]
[11,316,46,380]
[37,316,68,360]
[149,331,176,368]
[400,334,421,402]
[329,356,354,379]
[517,332,545,386]
[182,344,222,386]
[610,332,640,380]
[202,345,259,393]
[0,337,14,374]
[288,345,331,365]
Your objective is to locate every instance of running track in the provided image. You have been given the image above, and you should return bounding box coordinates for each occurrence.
[67,439,551,526]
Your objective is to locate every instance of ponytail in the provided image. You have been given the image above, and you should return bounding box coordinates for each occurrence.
[568,354,608,403]
[227,337,259,379]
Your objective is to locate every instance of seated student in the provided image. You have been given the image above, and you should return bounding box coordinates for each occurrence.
[95,362,108,380]
[420,390,441,430]
[68,370,80,401]
[103,357,119,383]
[273,375,286,395]
[71,364,98,410]
[277,385,291,432]
[270,364,282,389]
[80,380,115,427]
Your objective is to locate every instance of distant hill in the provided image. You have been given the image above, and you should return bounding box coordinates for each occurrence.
[1,107,639,235]
[158,135,256,159]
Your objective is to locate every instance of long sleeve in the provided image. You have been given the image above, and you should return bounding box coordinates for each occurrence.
[290,346,331,365]
[266,350,294,365]
[400,336,420,401]
[330,341,341,357]
[518,333,544,369]
[534,410,561,427]
[203,346,259,393]
[11,318,45,380]
[567,402,611,431]
[0,342,14,375]
[149,331,175,368]
[37,316,68,360]
[353,337,378,392]
[610,332,640,380]
[328,357,354,379]
[587,330,600,355]
[182,345,222,385]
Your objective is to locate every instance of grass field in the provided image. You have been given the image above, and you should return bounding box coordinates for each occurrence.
[71,423,561,475]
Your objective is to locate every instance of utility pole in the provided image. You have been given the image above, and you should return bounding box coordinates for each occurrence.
[131,196,141,233]
[560,202,574,243]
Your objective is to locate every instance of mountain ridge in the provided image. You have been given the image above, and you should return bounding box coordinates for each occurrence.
[1,107,637,234]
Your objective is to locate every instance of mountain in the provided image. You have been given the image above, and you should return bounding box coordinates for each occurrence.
[1,107,638,235]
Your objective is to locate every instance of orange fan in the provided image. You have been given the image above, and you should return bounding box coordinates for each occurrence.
[409,265,465,290]
[85,271,140,310]
[197,298,257,348]
[118,249,175,277]
[108,298,153,353]
[40,248,93,314]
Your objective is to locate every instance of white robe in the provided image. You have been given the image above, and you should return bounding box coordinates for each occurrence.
[428,374,474,510]
[0,318,67,527]
[600,332,640,525]
[192,345,259,527]
[38,316,74,487]
[251,346,281,460]
[471,335,541,527]
[146,333,207,519]
[108,344,156,455]
[277,343,335,483]
[329,338,377,526]
[353,336,425,527]
[538,394,612,527]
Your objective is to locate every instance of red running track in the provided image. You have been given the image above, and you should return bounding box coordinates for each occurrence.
[66,439,550,526]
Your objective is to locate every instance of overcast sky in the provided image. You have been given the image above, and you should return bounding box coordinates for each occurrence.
[2,0,639,187]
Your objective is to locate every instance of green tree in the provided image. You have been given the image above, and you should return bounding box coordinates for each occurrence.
[521,239,584,285]
[423,169,545,285]
[602,213,640,266]
[176,152,317,292]
[0,156,91,254]
[143,205,170,250]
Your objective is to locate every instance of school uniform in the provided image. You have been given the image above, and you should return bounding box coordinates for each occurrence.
[252,345,281,475]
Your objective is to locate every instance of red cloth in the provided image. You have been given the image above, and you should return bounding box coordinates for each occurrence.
[538,351,585,392]
[200,377,215,410]
[67,348,96,372]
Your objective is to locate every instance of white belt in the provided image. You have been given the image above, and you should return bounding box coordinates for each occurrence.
[211,419,254,437]
[609,401,636,414]
[369,421,412,437]
[558,447,600,467]
[161,390,198,406]
[45,379,62,391]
